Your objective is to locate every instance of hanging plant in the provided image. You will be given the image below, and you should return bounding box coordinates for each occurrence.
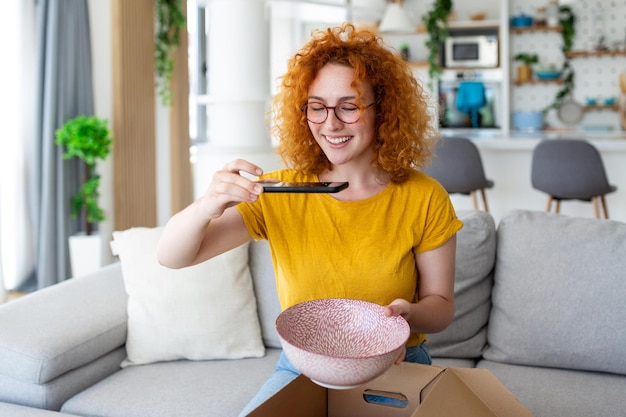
[543,6,576,113]
[422,0,453,89]
[155,0,186,106]
[55,116,112,235]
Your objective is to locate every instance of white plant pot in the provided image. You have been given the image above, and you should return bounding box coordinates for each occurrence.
[69,233,103,277]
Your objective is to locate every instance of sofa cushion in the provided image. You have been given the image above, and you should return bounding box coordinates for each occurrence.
[431,358,477,368]
[427,210,496,358]
[111,227,265,366]
[477,360,626,417]
[61,349,282,417]
[0,402,80,416]
[484,210,626,375]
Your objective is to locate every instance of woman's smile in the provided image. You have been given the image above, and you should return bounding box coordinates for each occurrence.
[323,134,352,146]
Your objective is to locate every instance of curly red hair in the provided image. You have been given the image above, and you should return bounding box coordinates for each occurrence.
[271,23,437,183]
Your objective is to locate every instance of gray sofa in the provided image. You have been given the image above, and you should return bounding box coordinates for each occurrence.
[1,209,625,417]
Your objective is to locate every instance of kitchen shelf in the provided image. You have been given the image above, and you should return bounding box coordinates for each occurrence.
[448,20,500,29]
[511,25,562,34]
[514,79,564,86]
[566,50,626,58]
[414,20,500,34]
[583,105,619,112]
[408,61,430,69]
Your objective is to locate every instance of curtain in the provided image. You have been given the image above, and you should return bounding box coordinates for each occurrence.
[32,0,95,288]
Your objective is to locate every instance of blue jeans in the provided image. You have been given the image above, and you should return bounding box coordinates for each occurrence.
[238,343,432,416]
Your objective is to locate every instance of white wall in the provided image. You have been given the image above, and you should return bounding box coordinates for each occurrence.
[402,0,502,23]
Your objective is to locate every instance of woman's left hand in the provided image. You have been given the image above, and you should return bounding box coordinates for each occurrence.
[385,299,410,365]
[384,298,411,319]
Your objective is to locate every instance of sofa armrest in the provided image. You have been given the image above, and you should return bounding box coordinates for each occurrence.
[0,262,128,384]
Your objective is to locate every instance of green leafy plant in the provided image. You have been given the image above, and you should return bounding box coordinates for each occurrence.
[514,53,539,65]
[543,6,576,113]
[55,116,112,235]
[422,0,453,89]
[155,0,186,106]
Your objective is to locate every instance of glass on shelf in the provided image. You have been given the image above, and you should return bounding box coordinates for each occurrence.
[535,7,546,27]
[546,0,559,27]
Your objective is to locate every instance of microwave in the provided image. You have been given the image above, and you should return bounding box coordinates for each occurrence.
[444,34,499,69]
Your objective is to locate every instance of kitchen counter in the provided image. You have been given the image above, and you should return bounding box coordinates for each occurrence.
[477,136,626,152]
[441,129,626,150]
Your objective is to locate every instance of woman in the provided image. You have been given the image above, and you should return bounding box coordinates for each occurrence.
[157,23,463,415]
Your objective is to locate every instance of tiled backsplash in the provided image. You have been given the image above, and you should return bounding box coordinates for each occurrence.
[511,0,626,129]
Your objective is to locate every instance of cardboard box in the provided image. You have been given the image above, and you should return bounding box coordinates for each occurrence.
[248,363,534,417]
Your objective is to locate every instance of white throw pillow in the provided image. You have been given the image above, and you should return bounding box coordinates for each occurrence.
[111,227,265,367]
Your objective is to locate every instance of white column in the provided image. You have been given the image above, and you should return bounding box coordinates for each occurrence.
[206,0,270,149]
[194,0,281,197]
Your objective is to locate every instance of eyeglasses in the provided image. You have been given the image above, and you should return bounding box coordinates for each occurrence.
[301,101,375,124]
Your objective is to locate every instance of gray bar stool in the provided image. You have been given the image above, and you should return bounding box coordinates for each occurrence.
[424,137,494,211]
[531,139,617,219]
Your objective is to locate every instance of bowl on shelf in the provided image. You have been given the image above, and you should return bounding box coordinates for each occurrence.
[511,14,533,28]
[275,298,410,389]
[513,111,544,131]
[535,70,561,80]
[604,97,616,106]
[581,124,614,132]
[470,12,487,21]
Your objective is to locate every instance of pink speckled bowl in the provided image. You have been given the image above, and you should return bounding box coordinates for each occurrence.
[275,298,410,389]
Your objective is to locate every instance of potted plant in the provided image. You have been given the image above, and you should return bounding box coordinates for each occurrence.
[514,53,538,83]
[55,115,112,276]
[56,115,112,234]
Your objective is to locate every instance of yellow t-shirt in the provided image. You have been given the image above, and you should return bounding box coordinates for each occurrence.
[237,168,463,346]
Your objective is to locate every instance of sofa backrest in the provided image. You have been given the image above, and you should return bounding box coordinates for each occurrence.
[249,240,282,348]
[484,210,626,376]
[426,210,497,359]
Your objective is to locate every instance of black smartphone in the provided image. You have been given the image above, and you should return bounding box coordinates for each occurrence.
[256,180,349,193]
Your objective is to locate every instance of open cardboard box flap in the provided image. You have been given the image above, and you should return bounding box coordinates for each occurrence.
[413,367,534,417]
[249,363,534,417]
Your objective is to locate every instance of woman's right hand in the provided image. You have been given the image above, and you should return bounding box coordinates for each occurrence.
[199,159,265,220]
[157,159,264,268]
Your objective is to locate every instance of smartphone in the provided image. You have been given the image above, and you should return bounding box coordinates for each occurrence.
[255,180,349,193]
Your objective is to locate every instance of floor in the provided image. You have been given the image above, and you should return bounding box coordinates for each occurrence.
[2,291,28,304]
